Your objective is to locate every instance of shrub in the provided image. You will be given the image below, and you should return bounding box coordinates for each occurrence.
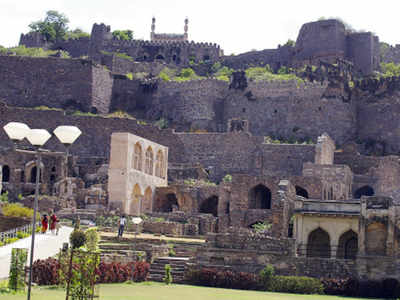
[84,227,99,251]
[69,230,86,249]
[97,262,134,283]
[251,222,271,233]
[321,277,349,295]
[270,275,324,294]
[259,265,274,290]
[164,264,172,285]
[222,174,232,183]
[2,203,35,218]
[185,267,259,290]
[32,258,60,285]
[0,191,9,202]
[132,261,150,282]
[16,231,29,239]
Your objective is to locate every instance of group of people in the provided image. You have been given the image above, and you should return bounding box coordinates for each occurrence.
[41,212,60,235]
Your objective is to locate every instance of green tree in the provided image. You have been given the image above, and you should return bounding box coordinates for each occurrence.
[112,30,134,41]
[29,10,69,42]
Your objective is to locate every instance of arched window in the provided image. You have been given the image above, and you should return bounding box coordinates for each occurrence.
[337,230,358,259]
[133,143,143,171]
[307,227,331,258]
[199,195,219,217]
[155,54,164,60]
[145,147,154,175]
[295,186,309,198]
[155,150,164,178]
[354,185,374,199]
[2,165,10,182]
[249,184,271,209]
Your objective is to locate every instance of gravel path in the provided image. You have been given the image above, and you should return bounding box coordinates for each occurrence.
[0,226,73,279]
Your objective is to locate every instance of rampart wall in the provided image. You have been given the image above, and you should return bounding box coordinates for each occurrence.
[0,103,186,163]
[0,56,112,113]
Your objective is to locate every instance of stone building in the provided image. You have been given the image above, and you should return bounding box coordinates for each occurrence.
[107,132,168,215]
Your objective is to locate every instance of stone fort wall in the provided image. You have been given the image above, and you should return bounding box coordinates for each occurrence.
[0,56,112,113]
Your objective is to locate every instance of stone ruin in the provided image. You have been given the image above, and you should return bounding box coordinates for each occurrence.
[1,17,400,281]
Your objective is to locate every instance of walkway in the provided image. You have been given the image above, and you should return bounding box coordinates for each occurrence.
[0,226,73,279]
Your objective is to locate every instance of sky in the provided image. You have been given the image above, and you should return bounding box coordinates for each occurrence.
[1,0,400,55]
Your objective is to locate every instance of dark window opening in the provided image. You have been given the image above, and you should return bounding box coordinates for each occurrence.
[295,186,309,198]
[354,185,374,199]
[20,170,25,183]
[199,195,219,217]
[337,230,358,259]
[161,193,179,212]
[155,54,164,60]
[172,54,177,61]
[2,165,10,182]
[249,184,271,209]
[30,166,42,183]
[288,223,294,238]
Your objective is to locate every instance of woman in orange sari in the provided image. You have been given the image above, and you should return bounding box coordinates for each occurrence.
[41,214,48,234]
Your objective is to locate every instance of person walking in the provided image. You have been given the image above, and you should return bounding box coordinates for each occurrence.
[41,214,48,234]
[118,215,126,238]
[49,212,58,235]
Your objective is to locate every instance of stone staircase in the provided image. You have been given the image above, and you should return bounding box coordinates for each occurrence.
[148,257,189,283]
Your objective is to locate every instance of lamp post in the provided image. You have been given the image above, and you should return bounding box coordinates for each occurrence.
[3,122,81,300]
[131,217,142,251]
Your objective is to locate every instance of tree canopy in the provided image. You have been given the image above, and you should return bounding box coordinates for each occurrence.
[29,10,69,42]
[112,30,134,41]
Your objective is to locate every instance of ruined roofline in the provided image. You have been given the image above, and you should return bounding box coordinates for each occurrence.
[110,37,220,49]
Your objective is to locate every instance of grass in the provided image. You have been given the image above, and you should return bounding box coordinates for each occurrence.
[0,282,373,300]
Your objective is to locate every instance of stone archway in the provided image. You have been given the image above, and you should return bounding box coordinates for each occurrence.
[143,187,152,213]
[354,185,374,199]
[199,195,218,217]
[249,184,271,209]
[337,230,358,259]
[130,184,142,215]
[307,227,331,258]
[160,193,179,212]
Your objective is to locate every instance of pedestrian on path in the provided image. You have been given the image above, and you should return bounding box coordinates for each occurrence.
[41,214,48,234]
[49,212,58,235]
[118,215,126,238]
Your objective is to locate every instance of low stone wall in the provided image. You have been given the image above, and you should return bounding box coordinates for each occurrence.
[194,232,400,280]
[142,221,184,236]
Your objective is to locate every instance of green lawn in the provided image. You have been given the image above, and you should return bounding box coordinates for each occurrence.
[1,282,373,300]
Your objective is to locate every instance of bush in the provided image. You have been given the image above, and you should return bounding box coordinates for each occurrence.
[164,264,172,285]
[270,275,324,294]
[132,261,150,282]
[2,203,35,218]
[259,265,274,290]
[32,258,60,285]
[97,262,134,283]
[321,278,349,295]
[84,227,99,251]
[16,231,29,239]
[222,174,232,183]
[185,267,259,290]
[69,230,86,249]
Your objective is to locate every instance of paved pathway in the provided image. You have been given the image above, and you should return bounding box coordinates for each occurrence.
[0,226,73,279]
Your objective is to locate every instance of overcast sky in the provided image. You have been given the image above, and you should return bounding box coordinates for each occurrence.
[1,0,399,54]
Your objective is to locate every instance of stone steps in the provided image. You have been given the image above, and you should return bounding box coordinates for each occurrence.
[149,257,189,283]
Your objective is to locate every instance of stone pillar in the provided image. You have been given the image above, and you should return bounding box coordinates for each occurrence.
[387,205,395,256]
[314,133,335,165]
[0,164,2,193]
[358,199,367,256]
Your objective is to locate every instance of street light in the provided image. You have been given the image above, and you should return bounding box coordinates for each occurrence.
[131,217,142,251]
[3,122,81,300]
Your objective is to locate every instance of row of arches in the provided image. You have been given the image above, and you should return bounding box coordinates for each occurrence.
[133,143,166,179]
[2,164,45,184]
[307,228,358,259]
[248,184,309,210]
[130,184,153,214]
